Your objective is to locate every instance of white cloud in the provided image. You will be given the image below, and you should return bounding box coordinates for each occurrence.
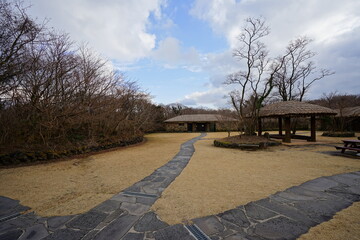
[151,37,202,71]
[28,0,166,61]
[188,0,360,104]
[180,86,233,109]
[190,0,360,52]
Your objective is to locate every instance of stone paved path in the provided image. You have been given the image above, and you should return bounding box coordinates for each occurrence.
[0,133,205,240]
[1,134,360,239]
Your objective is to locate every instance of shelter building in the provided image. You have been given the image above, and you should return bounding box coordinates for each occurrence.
[334,106,360,132]
[259,101,336,143]
[164,114,238,132]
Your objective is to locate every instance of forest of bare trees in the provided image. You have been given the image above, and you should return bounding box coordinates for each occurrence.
[0,1,164,161]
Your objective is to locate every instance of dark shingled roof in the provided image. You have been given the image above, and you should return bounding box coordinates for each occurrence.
[164,114,237,123]
[259,101,337,118]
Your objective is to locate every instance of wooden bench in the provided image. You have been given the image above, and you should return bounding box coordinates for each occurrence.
[335,139,360,154]
[335,146,360,153]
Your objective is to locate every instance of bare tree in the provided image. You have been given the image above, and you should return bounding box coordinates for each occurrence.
[0,1,44,95]
[225,17,284,135]
[0,1,163,156]
[274,37,334,102]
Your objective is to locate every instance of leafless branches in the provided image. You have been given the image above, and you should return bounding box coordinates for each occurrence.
[274,36,334,101]
[0,1,161,152]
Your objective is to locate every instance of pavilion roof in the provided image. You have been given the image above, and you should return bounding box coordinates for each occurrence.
[259,101,337,118]
[164,114,237,123]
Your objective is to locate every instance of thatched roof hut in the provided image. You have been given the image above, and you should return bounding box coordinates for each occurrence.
[259,101,336,143]
[259,101,337,118]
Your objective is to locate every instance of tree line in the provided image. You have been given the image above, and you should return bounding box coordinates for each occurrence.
[0,1,163,155]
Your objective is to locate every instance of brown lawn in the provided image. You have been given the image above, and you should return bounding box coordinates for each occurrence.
[152,132,360,225]
[0,131,359,239]
[0,132,199,216]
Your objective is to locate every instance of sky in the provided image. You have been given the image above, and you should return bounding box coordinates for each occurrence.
[27,0,360,109]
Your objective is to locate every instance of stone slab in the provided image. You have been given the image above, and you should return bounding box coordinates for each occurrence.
[244,202,277,221]
[348,185,360,195]
[93,214,139,240]
[134,211,168,232]
[254,198,316,227]
[66,211,107,230]
[42,229,85,240]
[0,196,30,219]
[102,209,124,224]
[153,224,195,240]
[218,208,250,228]
[122,232,145,240]
[0,229,23,240]
[18,224,48,240]
[47,215,75,230]
[193,216,224,236]
[92,200,120,214]
[328,173,360,186]
[253,216,308,240]
[81,230,99,240]
[0,215,37,234]
[120,202,150,216]
[300,177,339,192]
[292,199,350,223]
[136,196,157,206]
[110,194,137,203]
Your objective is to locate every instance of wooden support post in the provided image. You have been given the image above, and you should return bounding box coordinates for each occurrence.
[310,115,316,142]
[258,118,262,136]
[284,117,291,143]
[278,117,283,136]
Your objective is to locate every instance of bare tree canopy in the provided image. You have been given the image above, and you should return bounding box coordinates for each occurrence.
[225,17,284,134]
[225,17,334,135]
[274,36,334,101]
[0,1,164,157]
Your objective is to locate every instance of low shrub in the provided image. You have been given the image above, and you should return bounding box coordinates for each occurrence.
[0,136,144,166]
[322,132,355,137]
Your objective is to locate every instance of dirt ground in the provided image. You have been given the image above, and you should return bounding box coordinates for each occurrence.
[152,132,360,225]
[0,133,199,216]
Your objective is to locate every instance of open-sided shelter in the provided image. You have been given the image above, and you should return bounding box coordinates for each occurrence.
[334,106,360,132]
[259,101,336,142]
[164,114,238,132]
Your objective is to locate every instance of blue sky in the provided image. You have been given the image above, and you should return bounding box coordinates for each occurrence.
[28,0,360,109]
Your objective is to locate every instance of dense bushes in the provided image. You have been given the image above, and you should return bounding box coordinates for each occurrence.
[0,1,163,163]
[322,132,355,137]
[0,136,143,166]
[214,138,280,150]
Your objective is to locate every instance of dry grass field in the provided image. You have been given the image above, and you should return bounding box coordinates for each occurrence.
[0,131,359,239]
[0,133,199,216]
[152,132,360,225]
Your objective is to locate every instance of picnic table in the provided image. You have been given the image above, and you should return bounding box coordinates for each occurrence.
[335,139,360,153]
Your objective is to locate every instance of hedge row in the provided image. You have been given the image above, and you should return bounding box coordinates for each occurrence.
[322,132,355,137]
[0,136,143,166]
[213,140,280,150]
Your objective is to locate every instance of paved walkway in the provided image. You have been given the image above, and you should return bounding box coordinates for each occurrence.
[1,133,360,240]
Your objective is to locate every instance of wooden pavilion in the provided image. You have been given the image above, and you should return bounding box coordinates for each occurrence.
[258,101,336,143]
